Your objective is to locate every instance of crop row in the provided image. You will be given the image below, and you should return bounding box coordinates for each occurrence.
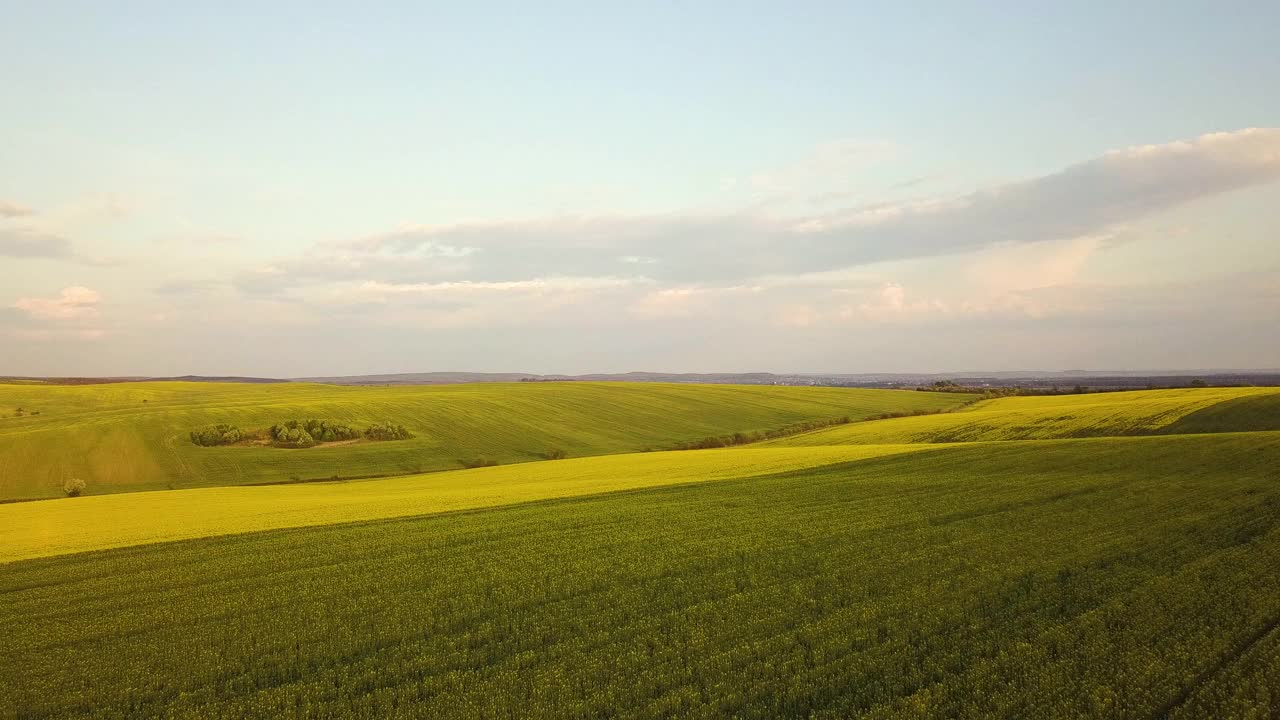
[3,433,1279,718]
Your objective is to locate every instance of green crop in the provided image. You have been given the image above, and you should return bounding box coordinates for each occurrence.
[0,443,932,562]
[3,383,1279,717]
[3,432,1278,719]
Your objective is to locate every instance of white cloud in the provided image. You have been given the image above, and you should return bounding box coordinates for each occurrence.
[13,286,102,320]
[310,128,1280,287]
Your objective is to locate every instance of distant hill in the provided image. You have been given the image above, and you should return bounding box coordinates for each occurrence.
[6,369,1279,388]
[296,371,787,385]
[0,375,286,385]
[295,370,1280,388]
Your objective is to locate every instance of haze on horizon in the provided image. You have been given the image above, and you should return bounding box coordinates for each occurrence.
[2,2,1278,378]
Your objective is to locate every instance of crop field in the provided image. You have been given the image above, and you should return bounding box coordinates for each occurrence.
[0,381,971,499]
[4,431,1280,718]
[768,386,1280,446]
[2,383,1279,718]
[0,443,933,562]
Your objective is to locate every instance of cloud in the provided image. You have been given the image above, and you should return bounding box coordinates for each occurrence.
[319,128,1280,286]
[0,200,34,218]
[962,234,1106,295]
[81,128,1270,374]
[0,226,72,258]
[354,276,644,297]
[630,285,761,319]
[13,286,102,320]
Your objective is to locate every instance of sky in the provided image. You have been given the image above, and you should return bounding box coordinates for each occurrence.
[2,1,1278,377]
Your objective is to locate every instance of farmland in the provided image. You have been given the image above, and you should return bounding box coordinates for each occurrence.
[2,383,1279,718]
[767,386,1280,446]
[0,381,970,500]
[0,442,933,562]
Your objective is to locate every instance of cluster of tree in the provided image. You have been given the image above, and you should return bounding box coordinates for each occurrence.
[190,424,244,446]
[269,419,361,448]
[666,415,853,451]
[191,419,413,448]
[364,422,413,441]
[13,407,40,417]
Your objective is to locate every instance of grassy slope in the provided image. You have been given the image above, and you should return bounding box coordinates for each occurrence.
[0,443,934,562]
[766,387,1280,446]
[4,432,1279,719]
[1159,391,1280,434]
[0,381,971,499]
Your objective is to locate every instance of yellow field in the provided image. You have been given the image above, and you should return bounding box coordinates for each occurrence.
[0,443,934,562]
[766,387,1280,446]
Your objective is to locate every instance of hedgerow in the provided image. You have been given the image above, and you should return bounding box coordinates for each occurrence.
[666,415,853,450]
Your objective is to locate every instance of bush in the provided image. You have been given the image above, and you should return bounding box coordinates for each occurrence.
[63,478,86,497]
[190,424,243,447]
[269,421,317,448]
[365,422,413,441]
[545,448,568,460]
[668,415,856,451]
[301,419,359,443]
[461,457,499,469]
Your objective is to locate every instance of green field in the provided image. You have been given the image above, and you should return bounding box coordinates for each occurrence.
[0,443,934,562]
[2,383,1279,718]
[0,381,970,500]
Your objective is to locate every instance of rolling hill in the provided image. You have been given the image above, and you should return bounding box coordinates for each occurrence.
[0,381,972,500]
[3,383,1279,717]
[765,387,1280,446]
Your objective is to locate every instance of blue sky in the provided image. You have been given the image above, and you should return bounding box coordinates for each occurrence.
[2,2,1278,375]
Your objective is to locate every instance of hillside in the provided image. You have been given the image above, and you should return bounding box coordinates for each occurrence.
[0,381,971,500]
[4,385,1280,717]
[765,387,1280,446]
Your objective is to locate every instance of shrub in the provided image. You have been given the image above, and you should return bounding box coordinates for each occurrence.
[269,421,317,448]
[190,424,243,447]
[461,456,499,469]
[300,419,359,443]
[545,447,568,460]
[365,422,413,441]
[63,478,86,497]
[668,415,856,451]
